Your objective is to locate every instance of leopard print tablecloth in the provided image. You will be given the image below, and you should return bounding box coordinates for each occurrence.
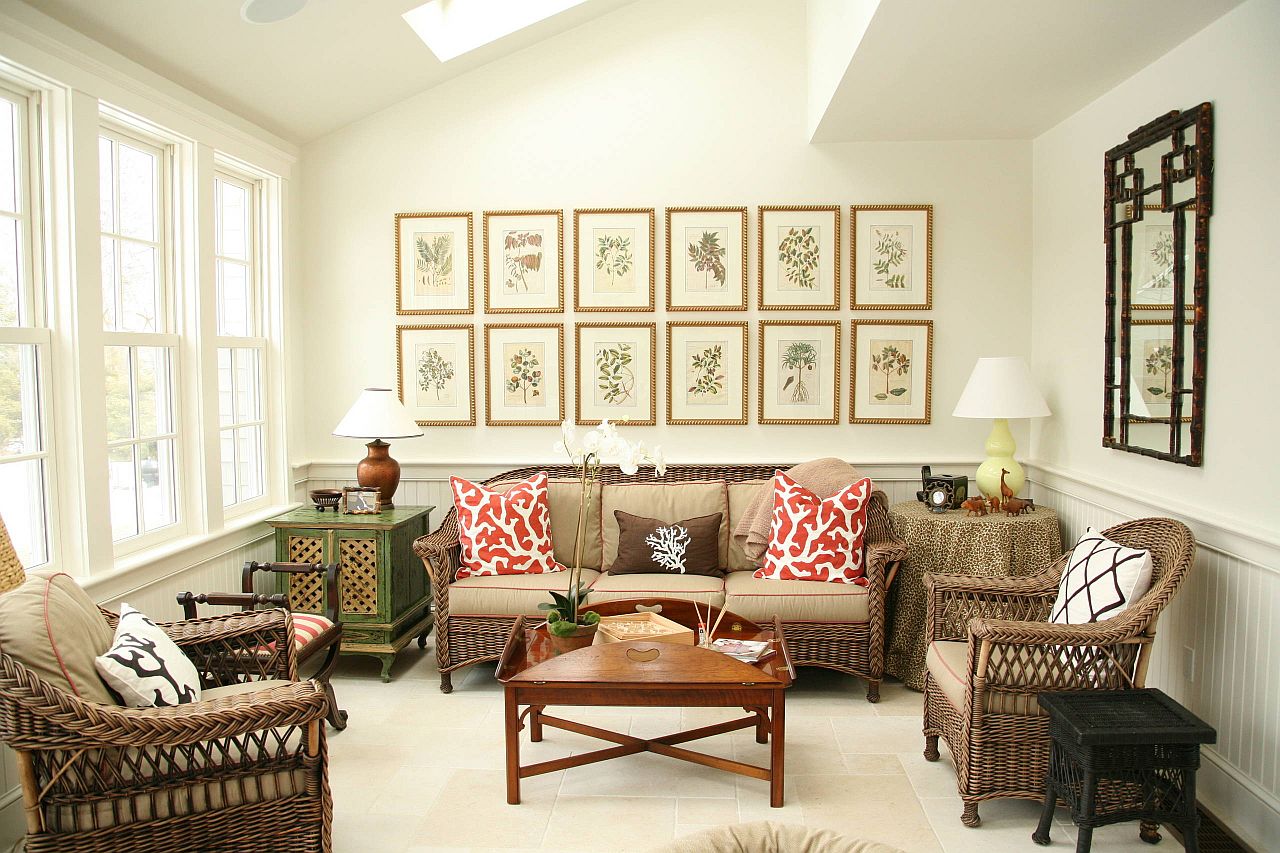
[886,500,1062,690]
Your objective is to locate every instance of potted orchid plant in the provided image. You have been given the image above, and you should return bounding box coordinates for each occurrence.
[541,419,665,649]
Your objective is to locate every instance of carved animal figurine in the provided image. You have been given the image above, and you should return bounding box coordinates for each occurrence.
[1003,496,1030,516]
[961,497,988,517]
[987,495,1001,513]
[1022,498,1036,512]
[999,468,1014,502]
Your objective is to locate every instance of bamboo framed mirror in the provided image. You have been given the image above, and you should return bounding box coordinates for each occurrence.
[1103,103,1212,466]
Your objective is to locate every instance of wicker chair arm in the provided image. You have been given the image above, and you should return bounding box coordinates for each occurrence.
[925,572,1060,643]
[924,569,1061,597]
[414,516,461,585]
[969,615,1147,647]
[159,608,296,682]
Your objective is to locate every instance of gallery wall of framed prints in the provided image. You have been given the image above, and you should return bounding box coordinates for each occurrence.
[392,203,935,428]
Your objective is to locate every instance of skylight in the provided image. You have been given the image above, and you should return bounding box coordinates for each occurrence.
[403,0,590,63]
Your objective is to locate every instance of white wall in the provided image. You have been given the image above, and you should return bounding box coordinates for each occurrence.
[300,0,1031,471]
[1029,1,1280,846]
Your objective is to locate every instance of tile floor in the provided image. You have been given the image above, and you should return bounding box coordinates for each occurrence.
[326,645,1185,853]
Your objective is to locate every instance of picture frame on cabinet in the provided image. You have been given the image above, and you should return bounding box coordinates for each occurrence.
[850,204,933,310]
[757,205,840,311]
[758,320,840,424]
[394,212,473,314]
[666,322,748,425]
[396,324,476,426]
[483,210,565,313]
[574,208,656,311]
[576,322,657,425]
[849,319,933,424]
[484,323,566,426]
[665,206,748,311]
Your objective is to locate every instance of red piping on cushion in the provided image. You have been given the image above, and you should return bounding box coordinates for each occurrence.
[592,586,723,593]
[726,590,867,598]
[44,573,84,698]
[929,640,966,686]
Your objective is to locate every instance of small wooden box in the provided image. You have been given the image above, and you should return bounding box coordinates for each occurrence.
[596,612,695,645]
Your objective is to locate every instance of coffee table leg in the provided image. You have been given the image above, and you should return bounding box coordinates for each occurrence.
[529,705,545,742]
[770,689,785,807]
[505,689,521,805]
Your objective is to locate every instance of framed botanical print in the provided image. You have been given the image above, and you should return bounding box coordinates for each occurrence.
[483,210,564,313]
[396,324,475,426]
[483,324,565,426]
[758,205,840,311]
[666,322,748,425]
[1129,318,1193,422]
[758,321,840,424]
[574,208,655,311]
[851,205,933,310]
[849,320,933,424]
[665,206,747,311]
[575,323,656,425]
[394,212,473,314]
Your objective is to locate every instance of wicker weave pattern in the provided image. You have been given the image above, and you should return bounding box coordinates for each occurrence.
[0,514,25,594]
[414,464,908,699]
[337,538,379,615]
[0,604,332,852]
[921,517,1195,827]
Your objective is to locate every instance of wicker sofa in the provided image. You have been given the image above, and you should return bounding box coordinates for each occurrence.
[413,464,907,700]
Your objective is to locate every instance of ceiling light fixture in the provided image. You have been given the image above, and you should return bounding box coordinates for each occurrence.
[403,0,589,63]
[240,0,308,25]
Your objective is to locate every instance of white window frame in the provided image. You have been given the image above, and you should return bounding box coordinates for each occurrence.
[0,76,57,571]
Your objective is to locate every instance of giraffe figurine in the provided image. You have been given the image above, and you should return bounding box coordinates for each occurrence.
[999,468,1014,502]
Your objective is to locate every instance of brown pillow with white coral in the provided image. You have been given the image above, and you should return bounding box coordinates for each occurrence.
[610,511,725,577]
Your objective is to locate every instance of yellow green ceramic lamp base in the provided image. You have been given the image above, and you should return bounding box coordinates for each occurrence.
[975,417,1025,499]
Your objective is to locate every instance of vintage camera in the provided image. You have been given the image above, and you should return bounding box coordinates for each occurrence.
[915,465,968,511]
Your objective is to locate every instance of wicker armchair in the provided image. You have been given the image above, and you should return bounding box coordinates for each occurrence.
[414,464,907,697]
[0,575,332,853]
[921,517,1195,827]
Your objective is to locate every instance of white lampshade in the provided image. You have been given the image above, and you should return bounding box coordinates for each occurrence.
[953,357,1051,419]
[332,388,424,439]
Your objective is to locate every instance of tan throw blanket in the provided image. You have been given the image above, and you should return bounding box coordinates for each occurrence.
[651,820,904,853]
[732,457,868,565]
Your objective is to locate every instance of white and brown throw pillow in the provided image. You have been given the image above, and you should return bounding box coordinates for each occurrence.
[95,604,202,708]
[610,511,724,577]
[1050,529,1154,624]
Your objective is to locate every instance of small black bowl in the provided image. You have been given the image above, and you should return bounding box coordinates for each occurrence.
[309,489,342,512]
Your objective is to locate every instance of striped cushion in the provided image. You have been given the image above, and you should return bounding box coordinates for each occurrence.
[290,613,334,649]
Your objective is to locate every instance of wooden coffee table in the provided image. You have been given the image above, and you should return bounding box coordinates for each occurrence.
[495,598,793,807]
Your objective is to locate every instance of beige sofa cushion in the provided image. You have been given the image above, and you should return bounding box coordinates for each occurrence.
[727,480,770,571]
[926,640,1044,716]
[450,569,602,617]
[587,572,726,609]
[0,571,116,704]
[491,478,603,569]
[601,481,728,571]
[723,572,868,623]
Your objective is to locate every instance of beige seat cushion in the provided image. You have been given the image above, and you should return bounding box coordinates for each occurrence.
[587,572,726,609]
[450,569,602,617]
[723,572,868,623]
[489,478,603,569]
[0,571,116,704]
[926,640,1043,716]
[601,481,728,571]
[727,480,770,571]
[201,678,297,701]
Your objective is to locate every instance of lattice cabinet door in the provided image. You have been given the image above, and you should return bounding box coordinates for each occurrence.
[285,533,328,613]
[335,531,383,619]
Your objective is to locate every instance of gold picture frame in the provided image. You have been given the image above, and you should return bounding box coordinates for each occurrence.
[757,205,841,311]
[850,204,933,310]
[758,320,841,424]
[849,319,933,424]
[575,322,657,425]
[573,208,656,312]
[394,211,474,315]
[666,321,748,425]
[483,209,565,313]
[483,323,566,426]
[396,324,476,426]
[665,206,748,311]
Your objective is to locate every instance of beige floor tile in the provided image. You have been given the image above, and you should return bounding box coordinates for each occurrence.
[841,753,905,774]
[831,713,929,754]
[560,750,738,798]
[544,795,676,851]
[676,797,739,825]
[331,810,422,853]
[367,764,452,816]
[417,769,555,848]
[900,749,964,799]
[794,772,942,852]
[872,680,927,716]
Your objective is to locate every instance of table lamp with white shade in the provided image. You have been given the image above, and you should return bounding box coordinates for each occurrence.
[332,388,424,508]
[952,357,1050,500]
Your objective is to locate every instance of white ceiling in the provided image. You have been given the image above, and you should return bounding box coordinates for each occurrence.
[811,0,1244,141]
[20,0,638,143]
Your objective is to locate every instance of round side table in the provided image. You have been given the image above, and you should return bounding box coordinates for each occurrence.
[886,500,1062,690]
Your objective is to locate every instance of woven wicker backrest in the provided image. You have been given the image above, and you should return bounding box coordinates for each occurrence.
[1098,516,1196,631]
[0,514,25,595]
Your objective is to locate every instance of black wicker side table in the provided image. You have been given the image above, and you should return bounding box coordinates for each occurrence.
[1034,689,1215,853]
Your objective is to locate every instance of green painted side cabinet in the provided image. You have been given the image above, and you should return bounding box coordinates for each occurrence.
[266,505,434,681]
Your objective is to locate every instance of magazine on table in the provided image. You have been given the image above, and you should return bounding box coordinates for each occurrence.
[709,638,772,662]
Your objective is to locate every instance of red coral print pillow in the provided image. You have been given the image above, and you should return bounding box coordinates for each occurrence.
[450,473,562,579]
[755,472,872,585]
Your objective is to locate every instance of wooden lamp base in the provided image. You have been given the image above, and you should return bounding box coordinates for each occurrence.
[356,439,401,508]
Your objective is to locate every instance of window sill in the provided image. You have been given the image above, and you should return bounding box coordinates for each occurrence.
[82,502,302,599]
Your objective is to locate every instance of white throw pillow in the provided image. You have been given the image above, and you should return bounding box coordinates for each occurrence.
[95,604,202,707]
[1050,529,1154,625]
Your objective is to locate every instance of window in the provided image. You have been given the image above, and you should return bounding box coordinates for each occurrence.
[214,170,266,510]
[0,81,52,569]
[99,127,179,546]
